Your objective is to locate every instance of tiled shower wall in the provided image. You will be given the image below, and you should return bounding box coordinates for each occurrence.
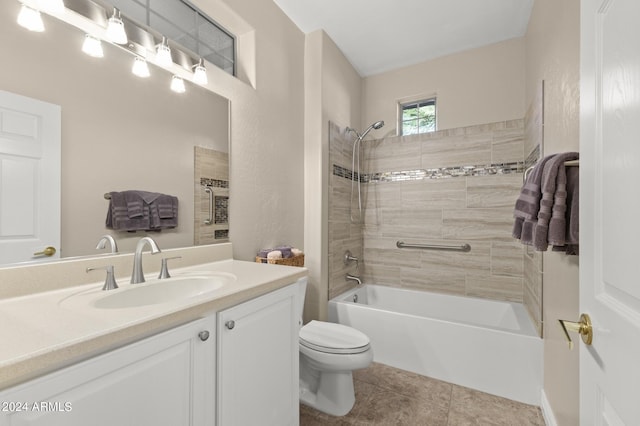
[328,119,543,336]
[361,120,526,304]
[328,122,364,299]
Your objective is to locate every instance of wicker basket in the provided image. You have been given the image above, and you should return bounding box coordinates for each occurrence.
[255,253,304,267]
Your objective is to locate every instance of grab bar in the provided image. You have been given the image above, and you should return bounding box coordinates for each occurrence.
[396,241,471,252]
[204,187,213,225]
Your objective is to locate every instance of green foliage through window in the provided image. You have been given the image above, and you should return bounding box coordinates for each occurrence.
[401,99,436,135]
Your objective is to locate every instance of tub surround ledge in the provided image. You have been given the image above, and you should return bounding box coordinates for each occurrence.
[0,243,307,391]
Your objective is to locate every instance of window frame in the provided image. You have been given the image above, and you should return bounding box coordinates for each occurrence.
[398,97,437,136]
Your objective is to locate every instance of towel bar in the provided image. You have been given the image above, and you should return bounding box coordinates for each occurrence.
[523,159,579,182]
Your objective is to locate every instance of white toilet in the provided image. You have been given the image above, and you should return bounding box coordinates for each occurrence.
[297,279,373,416]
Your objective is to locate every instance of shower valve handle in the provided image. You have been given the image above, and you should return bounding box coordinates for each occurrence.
[344,250,359,266]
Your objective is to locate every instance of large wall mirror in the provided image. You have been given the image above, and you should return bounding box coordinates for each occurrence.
[0,2,230,266]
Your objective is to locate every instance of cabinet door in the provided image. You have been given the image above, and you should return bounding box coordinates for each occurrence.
[217,284,299,426]
[0,317,215,426]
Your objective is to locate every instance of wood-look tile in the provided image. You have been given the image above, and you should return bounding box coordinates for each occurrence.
[365,138,422,173]
[419,241,491,274]
[401,179,467,210]
[421,135,492,169]
[443,208,515,241]
[491,242,524,278]
[400,267,466,295]
[363,247,421,269]
[379,208,443,239]
[466,174,522,208]
[492,128,524,164]
[465,274,524,302]
[361,263,401,286]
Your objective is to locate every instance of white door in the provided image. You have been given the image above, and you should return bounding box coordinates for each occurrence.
[580,0,640,424]
[0,90,60,265]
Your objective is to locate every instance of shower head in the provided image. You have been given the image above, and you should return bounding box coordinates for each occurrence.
[349,120,385,141]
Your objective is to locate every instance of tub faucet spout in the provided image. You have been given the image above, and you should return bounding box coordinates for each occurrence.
[131,237,161,284]
[346,274,362,286]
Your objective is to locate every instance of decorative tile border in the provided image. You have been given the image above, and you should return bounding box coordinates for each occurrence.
[200,178,229,188]
[333,162,524,183]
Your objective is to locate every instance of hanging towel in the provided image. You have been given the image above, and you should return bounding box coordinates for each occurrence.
[532,152,579,251]
[551,165,579,255]
[106,191,151,231]
[512,154,556,243]
[106,191,178,231]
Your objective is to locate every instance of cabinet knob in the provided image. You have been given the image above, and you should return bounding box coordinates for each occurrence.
[225,320,235,330]
[198,330,210,341]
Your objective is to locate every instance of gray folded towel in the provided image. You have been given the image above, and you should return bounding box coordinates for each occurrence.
[513,154,556,244]
[106,191,178,231]
[532,152,579,251]
[106,191,151,231]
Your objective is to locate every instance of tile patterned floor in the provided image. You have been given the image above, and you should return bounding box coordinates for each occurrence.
[300,362,545,426]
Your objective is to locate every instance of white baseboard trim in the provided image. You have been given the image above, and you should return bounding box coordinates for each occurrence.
[540,389,558,426]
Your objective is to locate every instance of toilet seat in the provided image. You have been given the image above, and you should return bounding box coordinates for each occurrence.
[299,321,370,354]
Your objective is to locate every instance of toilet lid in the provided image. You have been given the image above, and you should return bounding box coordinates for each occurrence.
[299,321,370,354]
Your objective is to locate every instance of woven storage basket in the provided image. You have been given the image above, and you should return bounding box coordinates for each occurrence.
[255,253,304,267]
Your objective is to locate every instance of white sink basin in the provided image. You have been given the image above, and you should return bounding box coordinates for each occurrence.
[93,276,226,309]
[59,272,236,310]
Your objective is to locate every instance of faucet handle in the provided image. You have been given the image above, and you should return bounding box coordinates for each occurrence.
[87,265,119,291]
[158,256,182,279]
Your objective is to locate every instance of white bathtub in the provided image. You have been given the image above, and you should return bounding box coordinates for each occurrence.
[328,284,542,405]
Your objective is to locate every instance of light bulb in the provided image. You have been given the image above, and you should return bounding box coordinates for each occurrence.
[170,76,186,93]
[39,0,65,14]
[82,34,104,58]
[192,59,208,85]
[106,8,127,45]
[132,57,150,78]
[17,4,45,32]
[156,37,172,67]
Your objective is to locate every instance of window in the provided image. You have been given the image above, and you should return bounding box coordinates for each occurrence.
[109,0,235,75]
[399,98,436,135]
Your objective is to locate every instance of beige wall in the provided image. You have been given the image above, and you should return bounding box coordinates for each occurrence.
[0,3,229,258]
[525,0,581,424]
[304,30,363,321]
[362,38,526,134]
[192,0,306,262]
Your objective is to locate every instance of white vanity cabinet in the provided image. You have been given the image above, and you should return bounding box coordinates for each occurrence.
[0,317,216,426]
[216,282,300,426]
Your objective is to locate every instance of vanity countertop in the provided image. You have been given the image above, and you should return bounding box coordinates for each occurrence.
[0,257,307,391]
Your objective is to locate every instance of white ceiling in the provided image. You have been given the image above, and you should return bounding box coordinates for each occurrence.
[273,0,534,77]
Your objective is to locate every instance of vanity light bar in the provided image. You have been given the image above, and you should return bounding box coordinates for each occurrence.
[15,0,209,93]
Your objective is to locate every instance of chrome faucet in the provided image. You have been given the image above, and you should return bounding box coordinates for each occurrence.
[131,237,161,284]
[96,234,118,254]
[346,274,362,286]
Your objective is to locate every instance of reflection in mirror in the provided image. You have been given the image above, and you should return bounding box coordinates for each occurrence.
[0,2,230,266]
[194,147,229,245]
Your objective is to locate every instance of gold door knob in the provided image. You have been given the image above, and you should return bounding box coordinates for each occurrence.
[33,246,57,257]
[558,313,593,350]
